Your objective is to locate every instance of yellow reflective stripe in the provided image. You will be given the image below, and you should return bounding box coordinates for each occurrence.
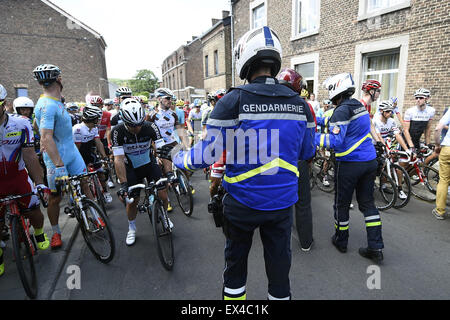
[320,134,325,148]
[183,153,194,172]
[335,133,372,158]
[335,224,349,231]
[224,158,299,184]
[366,221,382,227]
[224,294,247,300]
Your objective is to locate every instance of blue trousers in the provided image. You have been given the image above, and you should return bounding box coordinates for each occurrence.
[222,194,292,300]
[333,159,384,250]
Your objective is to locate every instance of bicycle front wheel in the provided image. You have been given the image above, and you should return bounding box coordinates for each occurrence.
[11,216,37,299]
[151,200,174,271]
[374,171,398,211]
[174,169,194,217]
[390,164,411,209]
[79,199,115,264]
[93,176,107,216]
[424,165,439,195]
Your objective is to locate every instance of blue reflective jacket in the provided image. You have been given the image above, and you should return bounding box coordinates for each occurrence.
[315,98,376,162]
[173,77,316,211]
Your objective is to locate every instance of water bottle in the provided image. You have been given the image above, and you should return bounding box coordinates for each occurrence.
[148,194,155,206]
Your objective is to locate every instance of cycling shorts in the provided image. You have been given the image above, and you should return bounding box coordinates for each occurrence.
[45,148,87,193]
[0,170,40,217]
[126,159,164,198]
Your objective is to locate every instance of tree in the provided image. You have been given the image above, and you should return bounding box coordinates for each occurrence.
[128,69,159,95]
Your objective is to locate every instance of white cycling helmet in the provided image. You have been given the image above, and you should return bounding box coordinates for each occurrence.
[234,26,282,81]
[82,105,102,122]
[116,86,132,97]
[323,73,355,102]
[154,88,174,99]
[120,98,145,126]
[378,100,395,112]
[414,88,431,98]
[33,64,61,86]
[13,97,34,114]
[0,84,7,100]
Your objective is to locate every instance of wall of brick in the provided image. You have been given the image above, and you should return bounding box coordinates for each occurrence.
[231,0,450,121]
[0,0,109,103]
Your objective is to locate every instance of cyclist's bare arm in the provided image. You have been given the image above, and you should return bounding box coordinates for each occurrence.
[22,146,45,185]
[40,129,64,167]
[176,124,189,149]
[106,127,112,148]
[425,121,433,145]
[401,121,415,148]
[113,154,127,185]
[394,132,409,151]
[95,137,107,158]
[370,121,382,143]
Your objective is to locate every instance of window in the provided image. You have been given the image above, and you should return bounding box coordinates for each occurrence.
[292,0,320,39]
[205,55,209,78]
[214,50,219,75]
[250,0,266,29]
[291,52,319,97]
[358,0,410,21]
[180,70,183,88]
[362,50,399,102]
[295,62,315,96]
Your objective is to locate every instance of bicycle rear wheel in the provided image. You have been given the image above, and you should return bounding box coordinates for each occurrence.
[174,169,194,217]
[151,200,174,271]
[79,199,115,264]
[424,165,439,194]
[11,216,37,299]
[316,158,335,193]
[93,176,107,216]
[390,164,411,209]
[374,171,398,211]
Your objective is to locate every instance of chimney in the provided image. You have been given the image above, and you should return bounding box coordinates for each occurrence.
[222,10,230,19]
[212,18,220,26]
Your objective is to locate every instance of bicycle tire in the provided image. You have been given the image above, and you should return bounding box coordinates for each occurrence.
[11,216,37,299]
[390,164,412,209]
[151,200,174,271]
[424,165,439,195]
[315,158,335,193]
[174,169,194,217]
[93,176,107,216]
[78,199,115,264]
[374,171,398,211]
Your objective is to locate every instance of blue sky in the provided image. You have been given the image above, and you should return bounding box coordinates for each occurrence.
[51,0,231,80]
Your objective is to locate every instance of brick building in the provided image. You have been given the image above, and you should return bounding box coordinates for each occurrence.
[161,37,205,103]
[201,11,233,96]
[231,0,450,117]
[0,0,108,104]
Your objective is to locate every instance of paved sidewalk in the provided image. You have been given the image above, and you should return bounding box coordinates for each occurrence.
[0,200,80,300]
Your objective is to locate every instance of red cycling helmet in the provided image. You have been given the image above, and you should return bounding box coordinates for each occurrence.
[277,68,303,94]
[362,79,381,92]
[89,95,103,106]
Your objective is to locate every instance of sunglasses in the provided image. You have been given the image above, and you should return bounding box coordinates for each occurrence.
[415,97,425,100]
[383,110,393,113]
[125,122,143,128]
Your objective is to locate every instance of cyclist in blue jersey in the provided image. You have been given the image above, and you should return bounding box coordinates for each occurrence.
[33,64,89,249]
[173,26,315,300]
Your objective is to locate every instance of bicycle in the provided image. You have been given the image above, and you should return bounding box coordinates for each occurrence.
[0,190,47,299]
[127,178,174,271]
[373,145,398,211]
[170,163,194,217]
[87,160,110,216]
[60,172,115,263]
[312,149,335,193]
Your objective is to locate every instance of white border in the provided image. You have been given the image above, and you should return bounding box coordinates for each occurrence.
[290,52,320,95]
[354,34,409,113]
[249,0,267,29]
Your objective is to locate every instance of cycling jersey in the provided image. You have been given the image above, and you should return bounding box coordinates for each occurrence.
[173,76,316,211]
[373,116,400,140]
[73,123,99,164]
[70,113,82,126]
[98,110,111,140]
[149,109,179,145]
[111,121,164,169]
[0,114,34,177]
[404,105,435,148]
[35,95,87,192]
[188,109,203,132]
[360,99,376,119]
[201,106,214,127]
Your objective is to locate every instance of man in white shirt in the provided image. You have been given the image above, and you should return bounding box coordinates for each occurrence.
[308,93,321,115]
[432,108,450,219]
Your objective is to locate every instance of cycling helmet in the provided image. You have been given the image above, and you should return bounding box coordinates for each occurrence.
[0,84,7,100]
[390,97,398,105]
[207,93,215,102]
[33,64,61,86]
[214,89,226,101]
[139,95,149,104]
[66,102,79,112]
[104,99,114,106]
[378,100,395,112]
[154,88,174,99]
[13,97,34,114]
[115,86,132,97]
[300,89,309,98]
[89,95,103,106]
[234,26,282,81]
[193,99,202,107]
[361,79,382,92]
[323,73,356,102]
[120,98,145,126]
[277,68,303,94]
[176,99,185,107]
[323,99,332,105]
[414,88,431,98]
[82,105,102,122]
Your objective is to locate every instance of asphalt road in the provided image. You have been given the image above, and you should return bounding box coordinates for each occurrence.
[2,171,449,300]
[52,171,450,300]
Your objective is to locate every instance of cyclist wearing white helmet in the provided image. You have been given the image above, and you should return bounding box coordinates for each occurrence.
[111,98,171,246]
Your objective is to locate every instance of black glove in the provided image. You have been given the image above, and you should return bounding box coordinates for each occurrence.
[117,182,128,199]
